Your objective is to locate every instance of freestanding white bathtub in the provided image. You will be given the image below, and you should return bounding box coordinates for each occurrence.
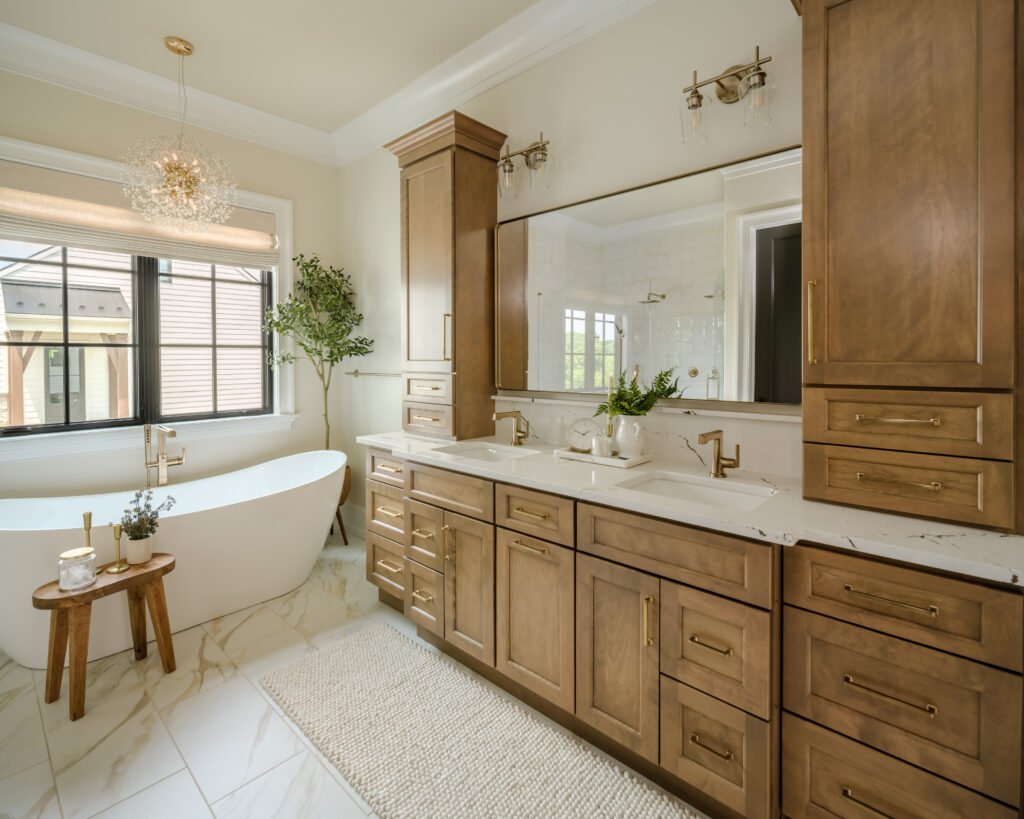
[0,450,346,668]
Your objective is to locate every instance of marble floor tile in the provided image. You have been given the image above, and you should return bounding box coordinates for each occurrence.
[90,769,212,819]
[264,584,356,641]
[32,651,143,726]
[0,684,48,781]
[201,605,290,655]
[225,627,312,683]
[135,625,237,711]
[0,651,34,696]
[45,689,184,819]
[0,761,61,819]
[211,751,365,819]
[161,675,304,804]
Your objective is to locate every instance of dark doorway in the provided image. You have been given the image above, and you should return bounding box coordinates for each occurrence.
[44,347,86,424]
[753,222,802,404]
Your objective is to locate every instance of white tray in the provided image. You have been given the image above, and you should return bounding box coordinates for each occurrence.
[554,447,652,469]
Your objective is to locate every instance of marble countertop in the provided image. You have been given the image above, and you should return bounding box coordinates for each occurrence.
[356,431,1024,588]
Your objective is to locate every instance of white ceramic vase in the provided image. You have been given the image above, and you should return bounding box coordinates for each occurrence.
[126,535,153,565]
[613,416,646,459]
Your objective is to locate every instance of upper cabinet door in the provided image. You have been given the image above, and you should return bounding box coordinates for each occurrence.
[402,151,454,371]
[803,0,1015,388]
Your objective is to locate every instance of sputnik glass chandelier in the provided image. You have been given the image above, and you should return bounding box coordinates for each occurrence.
[122,36,236,232]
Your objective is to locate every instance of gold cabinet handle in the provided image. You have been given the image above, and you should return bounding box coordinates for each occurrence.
[642,595,655,647]
[414,385,442,391]
[442,312,452,362]
[411,589,434,605]
[442,524,453,562]
[806,279,818,365]
[855,472,942,492]
[412,415,440,423]
[689,733,734,762]
[688,634,734,656]
[513,505,550,521]
[510,538,548,555]
[842,584,938,617]
[375,558,402,575]
[411,528,435,540]
[855,414,941,427]
[376,505,404,519]
[378,464,403,474]
[842,674,938,719]
[841,787,895,819]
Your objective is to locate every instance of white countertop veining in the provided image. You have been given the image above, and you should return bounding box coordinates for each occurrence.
[357,431,1024,588]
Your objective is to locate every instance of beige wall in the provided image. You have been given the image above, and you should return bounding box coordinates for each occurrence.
[0,69,343,497]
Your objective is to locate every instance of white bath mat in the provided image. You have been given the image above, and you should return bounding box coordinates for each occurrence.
[261,623,702,819]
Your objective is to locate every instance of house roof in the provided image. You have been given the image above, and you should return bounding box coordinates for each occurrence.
[1,278,130,318]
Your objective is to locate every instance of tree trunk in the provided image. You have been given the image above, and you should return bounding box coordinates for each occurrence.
[321,382,330,450]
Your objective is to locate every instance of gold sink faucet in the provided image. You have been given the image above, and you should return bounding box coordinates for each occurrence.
[493,410,530,447]
[144,424,186,487]
[697,429,740,479]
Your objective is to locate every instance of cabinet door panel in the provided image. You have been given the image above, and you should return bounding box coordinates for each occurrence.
[443,511,495,666]
[576,553,660,762]
[803,0,1014,387]
[404,499,445,573]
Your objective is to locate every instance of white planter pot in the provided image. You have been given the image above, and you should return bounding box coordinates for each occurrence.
[126,535,153,565]
[613,417,646,459]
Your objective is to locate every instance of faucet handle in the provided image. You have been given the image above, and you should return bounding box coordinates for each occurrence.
[723,444,740,469]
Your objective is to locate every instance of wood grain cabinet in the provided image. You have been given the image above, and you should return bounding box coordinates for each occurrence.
[442,510,495,666]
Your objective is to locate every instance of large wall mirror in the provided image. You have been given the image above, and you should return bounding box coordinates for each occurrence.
[496,147,802,406]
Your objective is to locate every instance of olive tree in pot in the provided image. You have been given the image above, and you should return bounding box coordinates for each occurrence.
[121,489,175,565]
[265,254,374,450]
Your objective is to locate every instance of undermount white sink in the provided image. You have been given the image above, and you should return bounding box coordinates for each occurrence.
[615,470,775,511]
[432,442,540,462]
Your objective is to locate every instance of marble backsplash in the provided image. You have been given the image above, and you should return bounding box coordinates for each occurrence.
[493,395,803,480]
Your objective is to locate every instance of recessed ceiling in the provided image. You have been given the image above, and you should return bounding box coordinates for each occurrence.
[0,0,539,132]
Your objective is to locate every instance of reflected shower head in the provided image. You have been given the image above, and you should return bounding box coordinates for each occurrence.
[639,292,666,304]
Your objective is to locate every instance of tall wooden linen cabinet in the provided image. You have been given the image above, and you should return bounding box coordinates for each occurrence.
[801,0,1020,530]
[385,111,507,440]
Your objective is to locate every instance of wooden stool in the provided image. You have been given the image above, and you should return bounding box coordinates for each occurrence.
[334,464,352,545]
[32,553,177,721]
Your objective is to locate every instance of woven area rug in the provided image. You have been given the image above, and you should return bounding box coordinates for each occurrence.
[261,623,702,818]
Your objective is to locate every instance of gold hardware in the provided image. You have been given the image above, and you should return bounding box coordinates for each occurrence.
[855,414,941,427]
[840,787,894,819]
[105,523,130,574]
[82,511,92,551]
[806,279,818,365]
[411,589,434,605]
[855,472,942,492]
[697,429,740,479]
[510,538,548,555]
[682,45,773,105]
[375,506,403,519]
[688,634,734,656]
[164,36,194,56]
[375,558,402,575]
[144,424,185,488]
[411,528,435,540]
[442,524,453,562]
[378,464,403,474]
[414,385,442,391]
[687,367,699,378]
[494,410,530,446]
[842,584,939,617]
[689,733,734,762]
[442,313,452,361]
[412,415,439,423]
[642,595,655,647]
[842,674,938,718]
[513,506,549,521]
[60,546,96,560]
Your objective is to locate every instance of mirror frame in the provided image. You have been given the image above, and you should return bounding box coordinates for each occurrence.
[495,144,803,417]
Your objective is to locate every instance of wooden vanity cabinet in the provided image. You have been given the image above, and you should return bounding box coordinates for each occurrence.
[442,510,495,666]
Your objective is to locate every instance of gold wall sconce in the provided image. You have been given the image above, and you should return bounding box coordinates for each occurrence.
[681,46,774,143]
[497,133,551,198]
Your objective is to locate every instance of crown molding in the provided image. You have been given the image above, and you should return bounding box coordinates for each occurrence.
[718,147,802,179]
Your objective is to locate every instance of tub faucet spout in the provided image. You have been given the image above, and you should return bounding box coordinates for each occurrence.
[144,424,186,487]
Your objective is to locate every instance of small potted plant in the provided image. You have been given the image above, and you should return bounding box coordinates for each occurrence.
[594,367,679,458]
[121,489,175,565]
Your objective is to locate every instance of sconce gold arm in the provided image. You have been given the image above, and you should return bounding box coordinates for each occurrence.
[682,45,773,95]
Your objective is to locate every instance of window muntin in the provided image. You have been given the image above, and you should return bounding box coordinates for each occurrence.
[563,307,620,392]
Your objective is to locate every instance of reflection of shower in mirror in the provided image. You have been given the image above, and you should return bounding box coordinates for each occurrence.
[638,280,667,304]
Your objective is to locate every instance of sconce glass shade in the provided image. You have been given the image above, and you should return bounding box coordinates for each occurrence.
[740,70,774,126]
[680,90,710,144]
[497,156,517,198]
[525,146,551,190]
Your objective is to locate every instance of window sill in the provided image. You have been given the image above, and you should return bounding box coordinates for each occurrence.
[0,414,298,464]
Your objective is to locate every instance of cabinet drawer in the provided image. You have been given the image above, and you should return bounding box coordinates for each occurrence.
[402,372,453,405]
[403,560,444,638]
[365,480,407,541]
[803,443,1014,529]
[783,607,1021,805]
[660,676,771,819]
[366,449,406,487]
[661,580,771,719]
[365,532,405,597]
[803,388,1013,459]
[406,462,493,522]
[403,499,445,573]
[577,503,774,608]
[495,484,573,547]
[785,545,1023,671]
[402,401,454,436]
[782,714,1016,819]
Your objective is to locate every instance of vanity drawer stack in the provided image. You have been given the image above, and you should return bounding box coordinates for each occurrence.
[781,544,1023,817]
[364,449,409,600]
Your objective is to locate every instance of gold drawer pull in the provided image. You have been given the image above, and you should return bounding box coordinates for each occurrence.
[688,634,734,656]
[511,538,548,555]
[842,584,939,617]
[442,524,454,562]
[841,787,895,819]
[412,415,440,423]
[806,279,818,366]
[842,674,938,719]
[442,312,452,362]
[376,505,404,519]
[689,733,734,762]
[375,558,402,575]
[855,414,941,427]
[513,505,550,521]
[411,528,435,540]
[414,385,442,391]
[855,472,942,492]
[642,595,655,647]
[411,589,434,605]
[378,464,403,474]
